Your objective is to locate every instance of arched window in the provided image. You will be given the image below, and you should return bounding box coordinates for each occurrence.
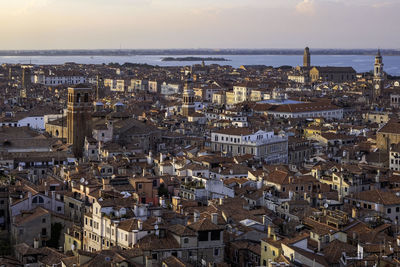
[32,196,44,204]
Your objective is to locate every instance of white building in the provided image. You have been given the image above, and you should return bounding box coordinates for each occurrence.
[211,128,288,164]
[161,82,181,95]
[265,102,343,119]
[390,144,400,172]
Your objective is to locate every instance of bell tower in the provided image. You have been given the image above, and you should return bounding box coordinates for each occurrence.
[373,49,384,102]
[67,86,93,157]
[181,73,195,117]
[303,47,311,68]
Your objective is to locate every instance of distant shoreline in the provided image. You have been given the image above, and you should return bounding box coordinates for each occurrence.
[1,49,400,57]
[161,57,230,62]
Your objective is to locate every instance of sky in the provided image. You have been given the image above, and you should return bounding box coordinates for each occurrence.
[0,0,399,49]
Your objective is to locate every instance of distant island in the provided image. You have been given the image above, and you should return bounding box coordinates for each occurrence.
[0,49,399,57]
[162,57,230,62]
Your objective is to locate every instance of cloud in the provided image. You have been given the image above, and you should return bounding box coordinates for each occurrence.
[296,0,315,15]
[14,0,51,15]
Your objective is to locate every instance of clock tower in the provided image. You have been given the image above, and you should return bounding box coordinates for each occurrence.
[373,49,384,103]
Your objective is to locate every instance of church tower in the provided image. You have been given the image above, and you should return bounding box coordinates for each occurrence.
[20,67,30,99]
[181,73,195,117]
[67,86,93,157]
[303,47,311,68]
[373,49,384,102]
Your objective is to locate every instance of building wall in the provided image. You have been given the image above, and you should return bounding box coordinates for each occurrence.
[390,151,400,172]
[11,212,51,246]
[377,132,400,151]
[260,239,281,266]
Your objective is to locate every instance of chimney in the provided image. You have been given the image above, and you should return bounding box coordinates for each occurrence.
[211,213,218,224]
[145,256,152,267]
[147,151,153,165]
[219,198,224,205]
[375,169,380,183]
[267,225,273,238]
[28,191,32,209]
[262,215,268,227]
[257,179,262,190]
[194,211,200,222]
[138,220,143,231]
[132,230,138,245]
[352,208,357,219]
[357,243,364,259]
[33,238,39,249]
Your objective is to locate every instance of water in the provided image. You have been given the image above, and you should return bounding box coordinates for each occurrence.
[1,54,400,75]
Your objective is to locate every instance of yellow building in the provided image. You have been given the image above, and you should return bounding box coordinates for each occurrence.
[250,89,264,102]
[363,111,390,124]
[212,92,225,105]
[64,226,82,252]
[260,237,282,266]
[45,117,68,139]
[376,119,400,151]
[260,226,282,266]
[225,91,235,106]
[304,126,323,138]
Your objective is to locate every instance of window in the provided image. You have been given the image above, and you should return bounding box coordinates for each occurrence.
[264,246,267,252]
[138,184,142,189]
[397,207,400,213]
[211,230,220,241]
[184,238,189,244]
[388,208,392,214]
[42,218,46,223]
[198,231,208,241]
[32,196,44,204]
[214,248,219,256]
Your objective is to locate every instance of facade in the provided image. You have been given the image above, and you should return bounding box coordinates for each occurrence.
[233,83,258,104]
[67,86,93,157]
[309,66,356,83]
[390,144,400,172]
[345,190,400,222]
[391,93,400,109]
[211,128,288,164]
[288,74,309,84]
[266,102,343,119]
[376,119,400,151]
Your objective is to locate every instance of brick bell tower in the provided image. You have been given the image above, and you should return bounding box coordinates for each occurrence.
[67,86,93,157]
[181,73,195,117]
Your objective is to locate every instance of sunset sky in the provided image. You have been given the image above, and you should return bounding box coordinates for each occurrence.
[1,0,399,49]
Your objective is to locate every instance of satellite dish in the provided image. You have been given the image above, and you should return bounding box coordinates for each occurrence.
[154,224,159,230]
[80,178,85,184]
[324,203,328,209]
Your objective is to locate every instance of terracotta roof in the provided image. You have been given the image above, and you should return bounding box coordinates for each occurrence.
[187,217,224,231]
[349,190,400,206]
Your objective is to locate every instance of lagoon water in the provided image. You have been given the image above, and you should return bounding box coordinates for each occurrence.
[1,54,400,75]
